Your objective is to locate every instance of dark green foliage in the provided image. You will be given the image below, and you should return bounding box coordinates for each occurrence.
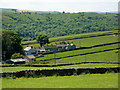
[11,53,24,59]
[37,34,50,47]
[11,75,16,79]
[2,9,118,39]
[2,30,23,60]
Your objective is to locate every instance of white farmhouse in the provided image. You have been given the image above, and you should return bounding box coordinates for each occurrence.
[6,58,26,64]
[24,47,37,55]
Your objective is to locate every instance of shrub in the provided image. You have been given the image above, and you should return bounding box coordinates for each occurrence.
[73,72,78,76]
[11,53,24,59]
[12,75,16,79]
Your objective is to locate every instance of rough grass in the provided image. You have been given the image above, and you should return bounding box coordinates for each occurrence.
[2,73,119,88]
[2,63,119,72]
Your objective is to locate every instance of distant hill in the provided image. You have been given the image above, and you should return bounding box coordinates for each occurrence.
[1,8,17,12]
[1,8,61,14]
[2,8,118,40]
[94,11,118,14]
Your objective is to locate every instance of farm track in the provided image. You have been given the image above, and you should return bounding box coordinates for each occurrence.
[22,33,114,45]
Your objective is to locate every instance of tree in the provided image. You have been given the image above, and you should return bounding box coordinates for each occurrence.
[37,34,50,47]
[11,53,24,59]
[2,30,23,60]
[62,11,65,14]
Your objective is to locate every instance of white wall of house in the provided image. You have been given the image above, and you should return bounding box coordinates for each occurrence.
[25,49,37,55]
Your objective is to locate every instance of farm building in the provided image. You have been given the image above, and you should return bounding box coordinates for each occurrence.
[113,33,120,37]
[43,43,77,52]
[24,47,37,55]
[25,55,36,62]
[6,58,26,64]
[34,47,46,54]
[56,43,76,51]
[43,45,58,52]
[24,43,77,55]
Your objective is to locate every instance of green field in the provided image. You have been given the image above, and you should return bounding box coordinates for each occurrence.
[68,35,118,47]
[49,30,117,42]
[2,10,119,89]
[2,73,119,88]
[22,30,118,45]
[22,36,118,50]
[2,63,119,72]
[52,50,118,64]
[22,34,118,48]
[36,45,118,61]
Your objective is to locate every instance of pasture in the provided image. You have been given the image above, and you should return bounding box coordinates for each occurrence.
[36,45,118,61]
[51,49,118,64]
[2,73,118,88]
[2,30,119,89]
[21,30,117,45]
[22,34,118,48]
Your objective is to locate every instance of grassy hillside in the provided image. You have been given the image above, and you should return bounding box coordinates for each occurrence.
[2,9,119,89]
[2,8,118,39]
[36,46,118,61]
[21,30,119,64]
[52,50,118,64]
[22,35,118,48]
[21,30,117,44]
[22,30,118,48]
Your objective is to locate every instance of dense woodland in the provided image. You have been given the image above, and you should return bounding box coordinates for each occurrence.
[2,8,118,40]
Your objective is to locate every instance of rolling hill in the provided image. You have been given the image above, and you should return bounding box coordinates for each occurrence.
[2,8,118,40]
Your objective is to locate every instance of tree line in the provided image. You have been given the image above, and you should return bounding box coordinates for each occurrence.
[2,9,118,41]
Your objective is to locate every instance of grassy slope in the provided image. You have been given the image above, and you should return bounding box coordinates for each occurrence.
[21,30,118,44]
[36,45,118,61]
[22,31,119,65]
[22,34,118,48]
[2,73,118,88]
[2,63,119,72]
[49,30,117,41]
[68,35,118,47]
[53,50,118,64]
[3,31,119,72]
[2,49,119,72]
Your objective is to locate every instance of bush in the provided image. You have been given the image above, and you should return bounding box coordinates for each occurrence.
[73,72,78,76]
[12,75,16,79]
[11,53,24,59]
